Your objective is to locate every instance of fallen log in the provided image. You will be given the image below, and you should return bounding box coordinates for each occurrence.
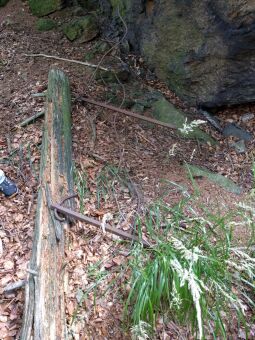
[20,69,74,340]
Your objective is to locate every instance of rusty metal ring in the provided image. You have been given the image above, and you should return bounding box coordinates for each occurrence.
[54,193,78,222]
[54,208,66,222]
[59,193,78,206]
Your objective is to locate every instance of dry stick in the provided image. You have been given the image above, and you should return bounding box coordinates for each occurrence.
[24,53,109,71]
[18,111,45,128]
[80,97,178,130]
[4,280,26,294]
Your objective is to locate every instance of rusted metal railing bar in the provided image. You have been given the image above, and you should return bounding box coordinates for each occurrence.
[79,97,177,130]
[50,203,150,247]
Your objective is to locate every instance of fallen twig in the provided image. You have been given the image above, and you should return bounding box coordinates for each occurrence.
[31,92,46,98]
[18,111,45,128]
[4,280,26,294]
[24,53,109,71]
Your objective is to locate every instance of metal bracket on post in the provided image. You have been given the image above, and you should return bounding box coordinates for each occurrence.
[53,194,78,222]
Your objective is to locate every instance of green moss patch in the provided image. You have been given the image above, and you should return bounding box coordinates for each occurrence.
[185,164,243,195]
[36,18,57,31]
[29,0,62,17]
[63,16,98,42]
[152,98,215,144]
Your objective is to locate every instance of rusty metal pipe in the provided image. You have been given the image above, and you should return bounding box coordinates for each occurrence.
[50,203,150,247]
[79,97,177,130]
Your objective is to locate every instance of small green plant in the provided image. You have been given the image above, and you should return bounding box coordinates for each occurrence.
[125,201,255,339]
[96,164,130,208]
[74,166,90,213]
[178,118,206,135]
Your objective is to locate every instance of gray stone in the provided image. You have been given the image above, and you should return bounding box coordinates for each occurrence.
[200,110,223,132]
[241,113,254,122]
[222,123,253,141]
[152,98,216,144]
[231,140,246,153]
[185,164,243,195]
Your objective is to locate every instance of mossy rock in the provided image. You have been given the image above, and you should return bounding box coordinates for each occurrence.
[95,67,130,84]
[0,0,9,7]
[83,51,96,61]
[77,0,98,10]
[95,69,117,83]
[152,98,216,144]
[36,18,57,31]
[63,15,98,42]
[185,164,243,195]
[110,0,130,16]
[94,41,110,54]
[29,0,63,17]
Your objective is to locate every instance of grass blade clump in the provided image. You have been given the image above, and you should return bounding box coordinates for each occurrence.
[126,201,255,339]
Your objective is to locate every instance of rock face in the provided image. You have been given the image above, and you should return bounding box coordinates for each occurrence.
[0,0,9,7]
[104,0,255,108]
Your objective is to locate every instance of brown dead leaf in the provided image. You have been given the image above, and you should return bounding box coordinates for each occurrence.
[14,214,24,222]
[66,300,75,316]
[4,261,14,270]
[112,256,124,266]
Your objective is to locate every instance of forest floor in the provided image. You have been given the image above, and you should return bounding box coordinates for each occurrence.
[0,1,255,339]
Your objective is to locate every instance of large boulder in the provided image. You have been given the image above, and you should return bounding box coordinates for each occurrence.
[104,0,255,108]
[29,0,63,17]
[77,0,98,10]
[0,0,9,7]
[63,15,98,42]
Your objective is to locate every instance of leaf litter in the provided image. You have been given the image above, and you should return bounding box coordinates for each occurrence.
[0,1,255,339]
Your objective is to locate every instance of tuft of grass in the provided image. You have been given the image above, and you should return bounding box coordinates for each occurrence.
[125,200,255,339]
[131,321,153,340]
[96,164,130,208]
[74,166,90,213]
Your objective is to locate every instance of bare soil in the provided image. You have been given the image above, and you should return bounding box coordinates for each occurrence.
[0,1,254,339]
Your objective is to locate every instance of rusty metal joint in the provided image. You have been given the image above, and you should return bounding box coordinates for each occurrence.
[54,193,78,222]
[50,201,150,247]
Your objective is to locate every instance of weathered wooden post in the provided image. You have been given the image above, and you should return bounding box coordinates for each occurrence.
[20,69,74,339]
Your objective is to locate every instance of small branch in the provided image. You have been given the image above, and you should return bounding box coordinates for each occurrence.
[24,53,109,71]
[4,280,26,294]
[18,111,45,128]
[31,92,47,98]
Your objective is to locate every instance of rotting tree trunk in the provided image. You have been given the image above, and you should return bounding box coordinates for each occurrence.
[20,69,74,340]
